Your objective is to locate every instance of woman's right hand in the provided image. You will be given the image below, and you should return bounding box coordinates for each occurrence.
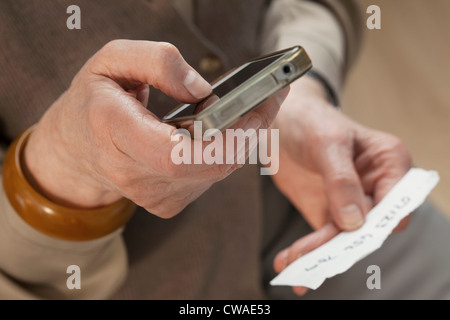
[24,40,285,218]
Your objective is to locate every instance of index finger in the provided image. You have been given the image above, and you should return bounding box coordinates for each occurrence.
[273,222,340,296]
[88,39,212,102]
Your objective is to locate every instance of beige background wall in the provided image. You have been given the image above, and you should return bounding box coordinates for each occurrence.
[341,0,450,219]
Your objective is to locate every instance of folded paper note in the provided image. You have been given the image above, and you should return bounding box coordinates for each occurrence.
[270,168,440,289]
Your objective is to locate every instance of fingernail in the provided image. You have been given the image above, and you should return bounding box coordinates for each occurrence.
[339,204,364,230]
[243,116,262,131]
[184,70,211,99]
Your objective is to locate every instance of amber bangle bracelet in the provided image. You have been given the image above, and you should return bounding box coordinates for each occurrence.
[2,126,136,241]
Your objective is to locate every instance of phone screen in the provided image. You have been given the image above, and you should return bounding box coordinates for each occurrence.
[163,52,285,120]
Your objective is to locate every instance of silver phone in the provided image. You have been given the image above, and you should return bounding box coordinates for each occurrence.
[162,46,312,136]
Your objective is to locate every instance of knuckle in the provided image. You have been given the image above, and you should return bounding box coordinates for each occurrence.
[311,126,351,149]
[150,42,183,90]
[157,147,187,179]
[148,199,185,219]
[155,42,181,60]
[94,40,123,63]
[90,39,127,74]
[378,132,406,153]
[329,172,358,188]
[385,134,404,149]
[383,133,413,166]
[101,39,126,54]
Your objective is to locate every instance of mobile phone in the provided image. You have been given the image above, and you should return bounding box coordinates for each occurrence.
[162,46,312,136]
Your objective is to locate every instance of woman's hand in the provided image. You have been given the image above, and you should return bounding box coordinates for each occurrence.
[24,40,286,218]
[271,76,412,295]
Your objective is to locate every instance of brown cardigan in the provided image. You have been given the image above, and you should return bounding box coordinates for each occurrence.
[0,0,361,299]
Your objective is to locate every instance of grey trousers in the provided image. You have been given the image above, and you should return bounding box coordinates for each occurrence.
[120,172,449,299]
[262,176,450,300]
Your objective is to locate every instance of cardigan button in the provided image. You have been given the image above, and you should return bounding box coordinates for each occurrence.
[199,55,223,74]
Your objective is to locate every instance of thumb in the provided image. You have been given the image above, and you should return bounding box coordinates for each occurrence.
[88,40,212,103]
[318,144,366,231]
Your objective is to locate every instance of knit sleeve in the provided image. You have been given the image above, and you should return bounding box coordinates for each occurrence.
[260,0,363,96]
